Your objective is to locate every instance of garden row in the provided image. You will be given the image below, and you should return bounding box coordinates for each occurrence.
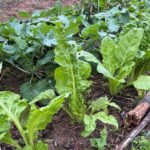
[0,0,150,149]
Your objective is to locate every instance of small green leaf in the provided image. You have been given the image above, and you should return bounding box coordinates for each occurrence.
[94,112,118,129]
[81,115,96,137]
[90,127,107,150]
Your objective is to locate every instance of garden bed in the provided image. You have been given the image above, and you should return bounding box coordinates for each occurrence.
[0,0,150,150]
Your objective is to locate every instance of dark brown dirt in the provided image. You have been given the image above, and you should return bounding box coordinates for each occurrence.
[0,0,78,21]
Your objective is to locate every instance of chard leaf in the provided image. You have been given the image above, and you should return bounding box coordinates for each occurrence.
[101,36,118,74]
[94,112,118,129]
[54,41,91,122]
[116,28,144,66]
[116,61,135,79]
[81,115,96,137]
[0,91,28,120]
[97,64,114,79]
[89,97,109,113]
[26,93,68,140]
[89,96,120,114]
[133,75,150,90]
[0,91,28,147]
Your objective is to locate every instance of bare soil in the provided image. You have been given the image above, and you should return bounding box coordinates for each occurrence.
[0,0,78,21]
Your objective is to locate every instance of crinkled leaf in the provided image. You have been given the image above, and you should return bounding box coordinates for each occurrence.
[54,43,91,121]
[81,115,96,137]
[0,91,28,121]
[116,28,144,65]
[101,36,118,74]
[26,93,68,140]
[94,112,118,129]
[133,75,150,90]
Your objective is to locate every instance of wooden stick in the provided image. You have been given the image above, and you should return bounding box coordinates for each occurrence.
[116,111,150,150]
[126,91,150,126]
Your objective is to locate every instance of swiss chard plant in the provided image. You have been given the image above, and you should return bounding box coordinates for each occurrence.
[0,90,68,150]
[81,96,120,137]
[54,40,92,122]
[78,28,146,95]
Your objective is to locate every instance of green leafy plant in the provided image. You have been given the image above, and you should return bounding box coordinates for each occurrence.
[0,91,68,150]
[132,133,150,150]
[90,127,107,150]
[54,40,91,122]
[98,28,144,94]
[81,96,120,137]
[78,28,144,95]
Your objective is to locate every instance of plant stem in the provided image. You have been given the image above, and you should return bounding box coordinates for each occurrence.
[62,106,75,120]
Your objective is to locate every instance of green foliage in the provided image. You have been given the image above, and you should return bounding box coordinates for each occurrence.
[99,28,144,95]
[20,80,52,101]
[0,91,68,150]
[54,41,91,122]
[90,127,107,150]
[81,97,119,137]
[132,133,150,150]
[133,75,150,91]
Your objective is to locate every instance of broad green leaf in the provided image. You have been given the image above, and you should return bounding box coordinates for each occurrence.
[116,61,135,79]
[20,80,50,101]
[101,36,118,74]
[77,51,100,64]
[36,51,55,67]
[133,75,150,90]
[89,97,109,114]
[94,112,118,129]
[0,91,28,120]
[81,115,96,137]
[54,43,91,122]
[0,91,28,147]
[97,64,114,79]
[0,115,11,139]
[89,96,120,114]
[30,89,55,104]
[116,28,144,66]
[26,93,68,140]
[107,18,120,33]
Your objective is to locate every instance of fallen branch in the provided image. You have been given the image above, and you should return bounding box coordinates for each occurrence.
[125,91,150,126]
[116,111,150,150]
